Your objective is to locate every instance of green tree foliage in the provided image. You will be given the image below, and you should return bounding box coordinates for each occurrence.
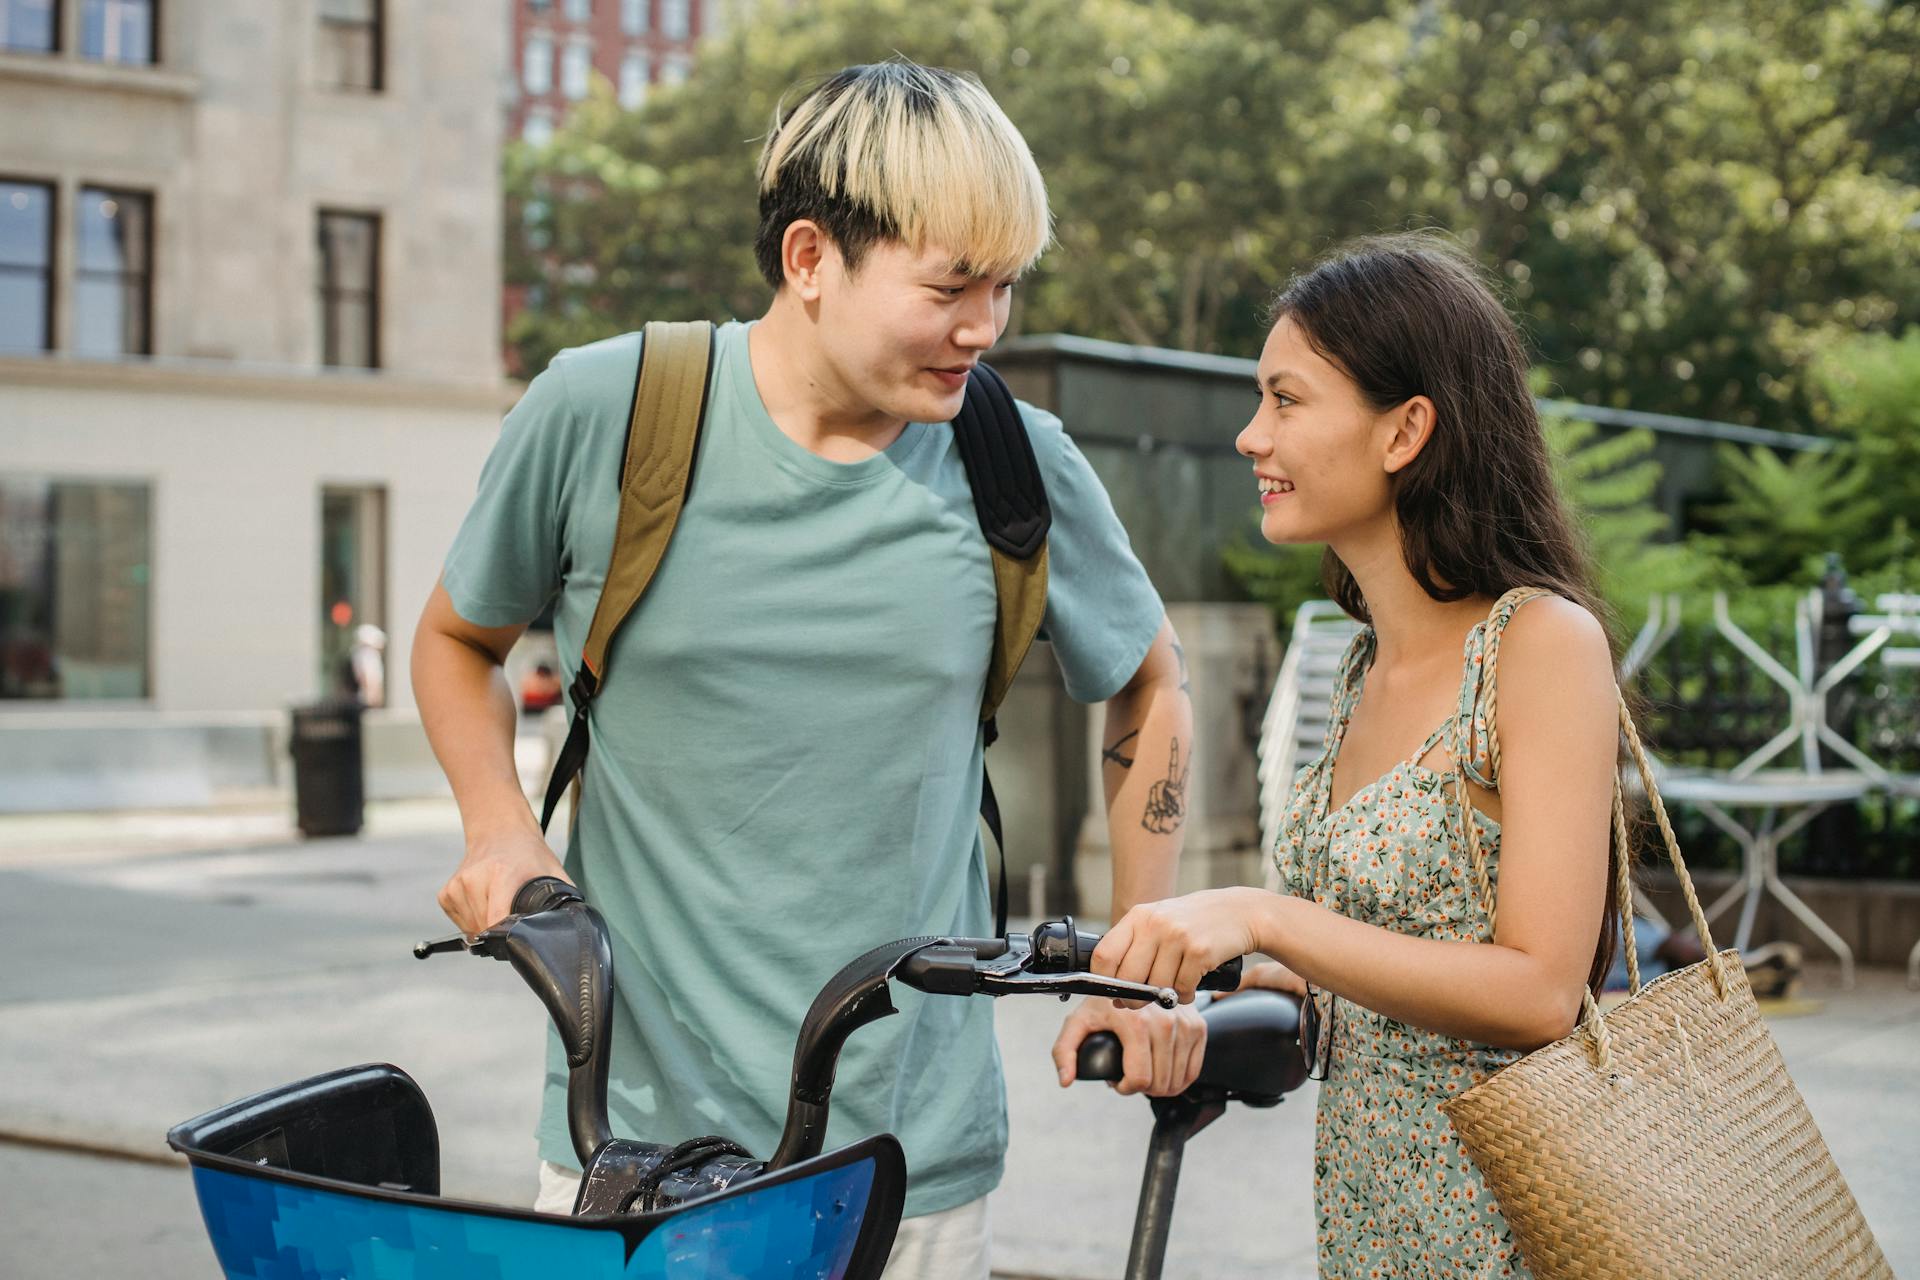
[1814,329,1920,573]
[1541,418,1723,616]
[506,0,1920,432]
[1693,442,1880,585]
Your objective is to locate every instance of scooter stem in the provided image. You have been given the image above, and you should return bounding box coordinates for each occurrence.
[1126,1095,1226,1280]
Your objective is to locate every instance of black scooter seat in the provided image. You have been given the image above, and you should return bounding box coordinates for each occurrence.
[1192,990,1307,1102]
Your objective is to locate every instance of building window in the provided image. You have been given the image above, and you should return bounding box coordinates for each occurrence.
[0,477,153,701]
[74,186,151,357]
[659,52,689,85]
[80,0,152,65]
[522,31,552,95]
[522,107,555,147]
[618,51,648,109]
[562,0,590,21]
[320,486,386,705]
[0,180,54,354]
[620,0,646,35]
[659,0,687,40]
[317,210,378,369]
[560,37,591,99]
[0,0,58,54]
[317,0,382,92]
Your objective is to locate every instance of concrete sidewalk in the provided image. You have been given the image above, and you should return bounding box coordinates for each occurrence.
[1,819,1914,1277]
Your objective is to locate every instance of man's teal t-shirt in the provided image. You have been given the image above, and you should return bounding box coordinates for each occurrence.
[442,320,1162,1217]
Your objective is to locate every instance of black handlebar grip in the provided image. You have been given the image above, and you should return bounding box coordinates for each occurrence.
[1074,1031,1124,1083]
[512,876,583,917]
[1199,955,1243,993]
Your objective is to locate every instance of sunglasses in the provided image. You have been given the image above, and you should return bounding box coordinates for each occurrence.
[1301,982,1336,1082]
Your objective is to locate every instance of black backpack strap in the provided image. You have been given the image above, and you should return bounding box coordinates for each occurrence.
[540,321,716,834]
[950,362,1051,935]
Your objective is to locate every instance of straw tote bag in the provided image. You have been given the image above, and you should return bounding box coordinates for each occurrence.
[1437,597,1892,1279]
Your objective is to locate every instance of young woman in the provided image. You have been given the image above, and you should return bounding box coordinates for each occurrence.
[1089,235,1624,1277]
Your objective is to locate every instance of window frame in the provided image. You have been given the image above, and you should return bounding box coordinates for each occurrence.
[0,175,57,354]
[617,50,648,109]
[0,473,156,704]
[0,0,62,56]
[73,183,153,358]
[316,208,381,370]
[79,0,157,66]
[522,28,554,95]
[559,35,591,100]
[658,0,687,40]
[316,0,383,93]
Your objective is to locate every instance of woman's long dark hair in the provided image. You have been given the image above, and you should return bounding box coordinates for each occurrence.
[1271,231,1626,995]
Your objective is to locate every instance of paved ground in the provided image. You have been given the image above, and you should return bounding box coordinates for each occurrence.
[1,803,1914,1278]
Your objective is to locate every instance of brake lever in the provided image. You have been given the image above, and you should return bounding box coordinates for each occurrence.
[411,932,470,959]
[412,925,513,960]
[977,969,1177,1009]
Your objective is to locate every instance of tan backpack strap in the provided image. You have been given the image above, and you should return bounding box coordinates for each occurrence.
[947,361,1051,727]
[579,320,714,685]
[538,320,713,834]
[982,544,1049,724]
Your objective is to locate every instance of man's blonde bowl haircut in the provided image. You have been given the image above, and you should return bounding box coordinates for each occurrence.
[757,61,1052,282]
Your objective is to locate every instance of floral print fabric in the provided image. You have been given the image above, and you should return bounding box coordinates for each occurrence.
[1276,590,1550,1278]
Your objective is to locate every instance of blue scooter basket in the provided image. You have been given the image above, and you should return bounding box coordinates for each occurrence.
[168,1063,905,1280]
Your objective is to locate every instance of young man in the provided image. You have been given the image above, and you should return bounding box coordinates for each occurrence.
[414,61,1199,1277]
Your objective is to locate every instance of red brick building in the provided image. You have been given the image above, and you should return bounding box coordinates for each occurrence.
[507,0,716,144]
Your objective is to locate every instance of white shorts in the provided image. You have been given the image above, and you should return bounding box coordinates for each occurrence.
[535,1160,990,1279]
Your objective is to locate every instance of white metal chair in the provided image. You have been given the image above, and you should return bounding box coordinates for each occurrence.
[1256,602,1362,889]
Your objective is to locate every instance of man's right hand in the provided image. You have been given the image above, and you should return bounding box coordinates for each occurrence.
[438,827,572,935]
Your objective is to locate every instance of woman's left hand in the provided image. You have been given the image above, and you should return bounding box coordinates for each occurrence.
[1092,887,1266,1004]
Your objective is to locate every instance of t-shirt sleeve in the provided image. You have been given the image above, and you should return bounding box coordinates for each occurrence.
[1023,404,1165,703]
[440,358,579,628]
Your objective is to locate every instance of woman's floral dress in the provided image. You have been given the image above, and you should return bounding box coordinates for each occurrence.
[1276,589,1550,1278]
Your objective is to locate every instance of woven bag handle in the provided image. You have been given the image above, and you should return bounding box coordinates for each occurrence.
[1459,591,1732,1070]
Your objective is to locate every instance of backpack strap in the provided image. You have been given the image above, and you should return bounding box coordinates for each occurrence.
[950,362,1052,934]
[951,362,1052,727]
[539,321,715,833]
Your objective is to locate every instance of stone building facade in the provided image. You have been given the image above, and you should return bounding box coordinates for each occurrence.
[0,0,511,809]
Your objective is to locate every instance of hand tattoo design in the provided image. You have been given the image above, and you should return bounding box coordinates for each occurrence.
[1142,738,1190,834]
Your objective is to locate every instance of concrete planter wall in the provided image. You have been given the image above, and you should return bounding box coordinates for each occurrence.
[1639,868,1920,970]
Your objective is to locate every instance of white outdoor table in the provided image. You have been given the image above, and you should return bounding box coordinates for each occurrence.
[1654,768,1877,988]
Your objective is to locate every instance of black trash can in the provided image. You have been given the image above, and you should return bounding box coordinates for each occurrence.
[290,700,364,837]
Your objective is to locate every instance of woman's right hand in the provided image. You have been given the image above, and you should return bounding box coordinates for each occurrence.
[1218,959,1307,999]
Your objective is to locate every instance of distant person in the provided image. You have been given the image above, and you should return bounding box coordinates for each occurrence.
[413,61,1197,1277]
[334,624,387,707]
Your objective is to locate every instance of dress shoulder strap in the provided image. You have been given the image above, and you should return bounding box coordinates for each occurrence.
[1320,625,1376,757]
[1449,587,1557,790]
